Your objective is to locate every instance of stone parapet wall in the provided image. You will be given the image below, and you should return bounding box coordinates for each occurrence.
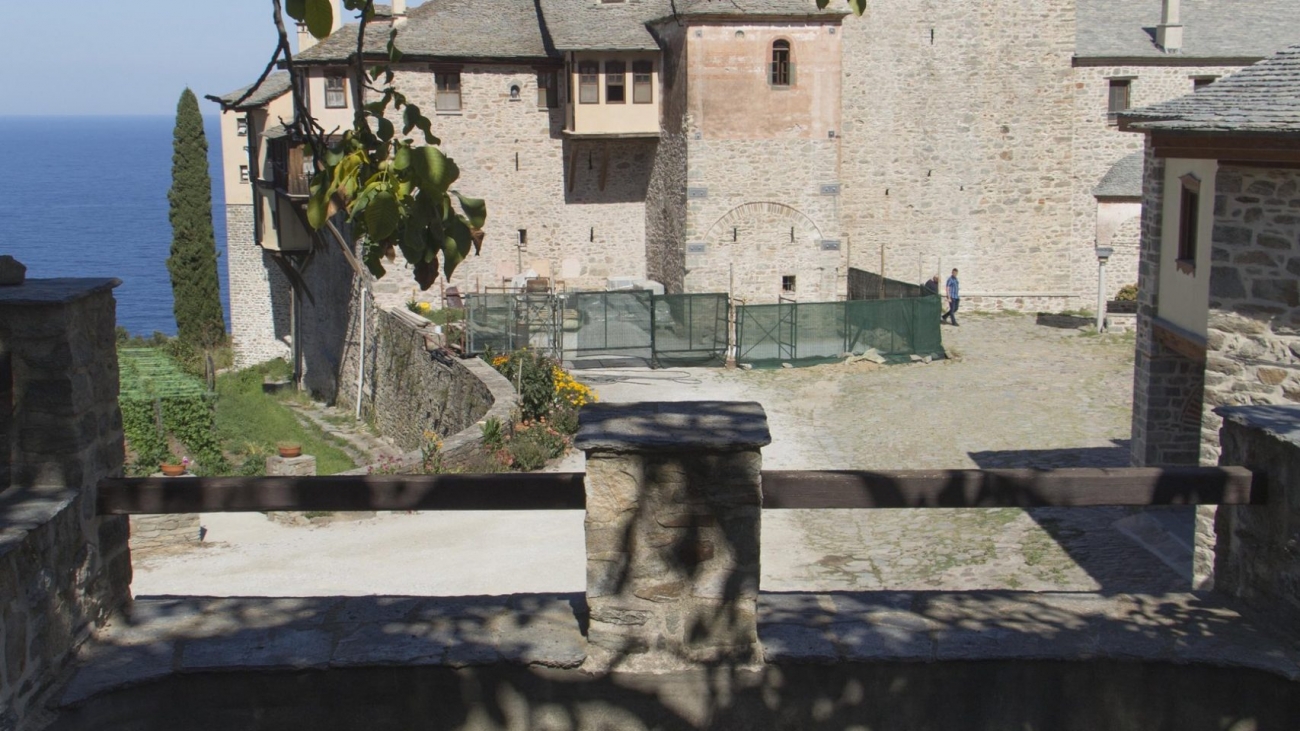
[129,514,201,553]
[0,280,132,729]
[1215,405,1300,638]
[1201,166,1300,465]
[337,300,509,454]
[225,205,292,369]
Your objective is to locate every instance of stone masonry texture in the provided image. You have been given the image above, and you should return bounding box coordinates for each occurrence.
[1216,405,1300,642]
[225,204,292,369]
[0,282,131,730]
[1202,166,1300,466]
[578,402,770,672]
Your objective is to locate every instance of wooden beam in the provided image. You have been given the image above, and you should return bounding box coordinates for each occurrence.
[760,467,1260,509]
[1151,317,1207,362]
[97,473,586,515]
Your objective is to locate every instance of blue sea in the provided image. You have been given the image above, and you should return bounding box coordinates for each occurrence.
[0,116,230,336]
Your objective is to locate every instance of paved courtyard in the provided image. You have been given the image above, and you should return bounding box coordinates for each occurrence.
[133,314,1192,597]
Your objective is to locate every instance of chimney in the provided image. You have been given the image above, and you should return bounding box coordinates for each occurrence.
[1157,0,1183,53]
[295,0,344,52]
[392,0,408,27]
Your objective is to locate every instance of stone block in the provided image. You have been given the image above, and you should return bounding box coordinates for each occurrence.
[265,454,317,477]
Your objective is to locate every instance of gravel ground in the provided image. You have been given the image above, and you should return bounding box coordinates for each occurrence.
[133,314,1189,598]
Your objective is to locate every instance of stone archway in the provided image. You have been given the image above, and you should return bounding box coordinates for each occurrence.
[687,202,835,302]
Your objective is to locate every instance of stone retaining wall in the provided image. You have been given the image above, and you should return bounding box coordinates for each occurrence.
[128,515,201,553]
[0,279,132,729]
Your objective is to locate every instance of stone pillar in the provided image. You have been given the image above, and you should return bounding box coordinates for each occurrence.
[0,276,132,725]
[576,401,770,672]
[1214,404,1300,634]
[266,453,318,476]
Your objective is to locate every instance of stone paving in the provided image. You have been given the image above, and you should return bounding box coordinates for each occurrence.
[563,314,1192,594]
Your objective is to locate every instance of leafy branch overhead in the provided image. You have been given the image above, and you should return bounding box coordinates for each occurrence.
[284,0,487,289]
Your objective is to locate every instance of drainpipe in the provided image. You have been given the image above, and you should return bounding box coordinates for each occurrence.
[1157,0,1183,53]
[355,290,366,420]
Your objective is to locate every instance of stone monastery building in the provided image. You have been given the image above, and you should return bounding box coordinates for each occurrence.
[212,0,1299,368]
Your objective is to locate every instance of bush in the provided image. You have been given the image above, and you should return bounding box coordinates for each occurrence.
[487,349,557,422]
[1115,284,1138,302]
[506,420,568,471]
[550,404,580,436]
[480,417,505,451]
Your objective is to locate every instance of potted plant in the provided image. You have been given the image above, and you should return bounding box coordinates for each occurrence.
[277,442,302,458]
[160,456,189,477]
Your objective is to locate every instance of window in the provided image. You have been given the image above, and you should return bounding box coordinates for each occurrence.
[236,118,249,137]
[632,61,653,104]
[325,74,347,108]
[605,61,626,104]
[435,71,462,112]
[1193,76,1218,90]
[782,275,796,293]
[1107,78,1131,120]
[771,40,791,87]
[1177,174,1200,270]
[578,61,599,104]
[537,70,559,108]
[239,165,250,183]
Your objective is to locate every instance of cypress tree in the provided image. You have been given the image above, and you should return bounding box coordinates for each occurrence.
[167,88,226,351]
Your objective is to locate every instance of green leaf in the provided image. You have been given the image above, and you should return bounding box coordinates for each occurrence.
[307,174,329,229]
[286,0,307,21]
[411,147,459,195]
[815,0,829,7]
[365,191,400,241]
[393,145,411,171]
[847,0,865,15]
[363,238,388,278]
[377,116,395,142]
[305,0,334,39]
[442,214,473,279]
[451,190,487,229]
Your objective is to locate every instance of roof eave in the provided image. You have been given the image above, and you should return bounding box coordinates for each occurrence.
[1072,55,1265,68]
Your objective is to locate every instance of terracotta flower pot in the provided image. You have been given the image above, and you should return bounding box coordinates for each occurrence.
[160,463,186,477]
[278,444,302,458]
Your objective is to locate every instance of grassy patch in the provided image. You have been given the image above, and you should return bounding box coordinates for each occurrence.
[214,360,357,476]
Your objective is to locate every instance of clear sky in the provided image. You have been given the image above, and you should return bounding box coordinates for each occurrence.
[0,0,427,117]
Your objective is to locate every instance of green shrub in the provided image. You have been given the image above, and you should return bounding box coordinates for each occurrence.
[550,404,580,436]
[507,421,568,471]
[480,417,505,451]
[1115,284,1138,302]
[486,349,556,422]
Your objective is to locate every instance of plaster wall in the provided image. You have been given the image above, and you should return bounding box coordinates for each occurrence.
[679,21,843,303]
[225,204,292,368]
[1156,157,1216,337]
[568,52,662,136]
[305,67,356,134]
[836,0,1077,310]
[1094,199,1142,301]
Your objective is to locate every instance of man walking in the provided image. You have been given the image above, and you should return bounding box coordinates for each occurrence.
[942,268,960,326]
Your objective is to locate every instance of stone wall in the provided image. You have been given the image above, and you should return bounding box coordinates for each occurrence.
[837,0,1078,310]
[128,514,201,553]
[1200,166,1300,465]
[644,21,690,294]
[1070,63,1243,309]
[225,204,292,369]
[379,63,653,295]
[1130,150,1205,468]
[680,21,843,303]
[1215,405,1300,639]
[0,279,132,729]
[335,299,499,453]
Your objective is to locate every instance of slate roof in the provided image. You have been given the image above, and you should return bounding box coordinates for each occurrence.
[209,72,292,111]
[1093,151,1144,198]
[1122,44,1300,133]
[1076,0,1300,61]
[660,0,848,21]
[538,0,664,51]
[296,0,552,63]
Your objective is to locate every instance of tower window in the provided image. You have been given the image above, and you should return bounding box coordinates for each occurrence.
[771,40,791,87]
[236,118,249,137]
[1107,78,1131,120]
[324,74,348,108]
[239,165,250,183]
[633,61,653,104]
[537,70,559,108]
[605,60,626,104]
[782,275,796,293]
[1177,174,1200,270]
[435,71,462,112]
[578,61,599,104]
